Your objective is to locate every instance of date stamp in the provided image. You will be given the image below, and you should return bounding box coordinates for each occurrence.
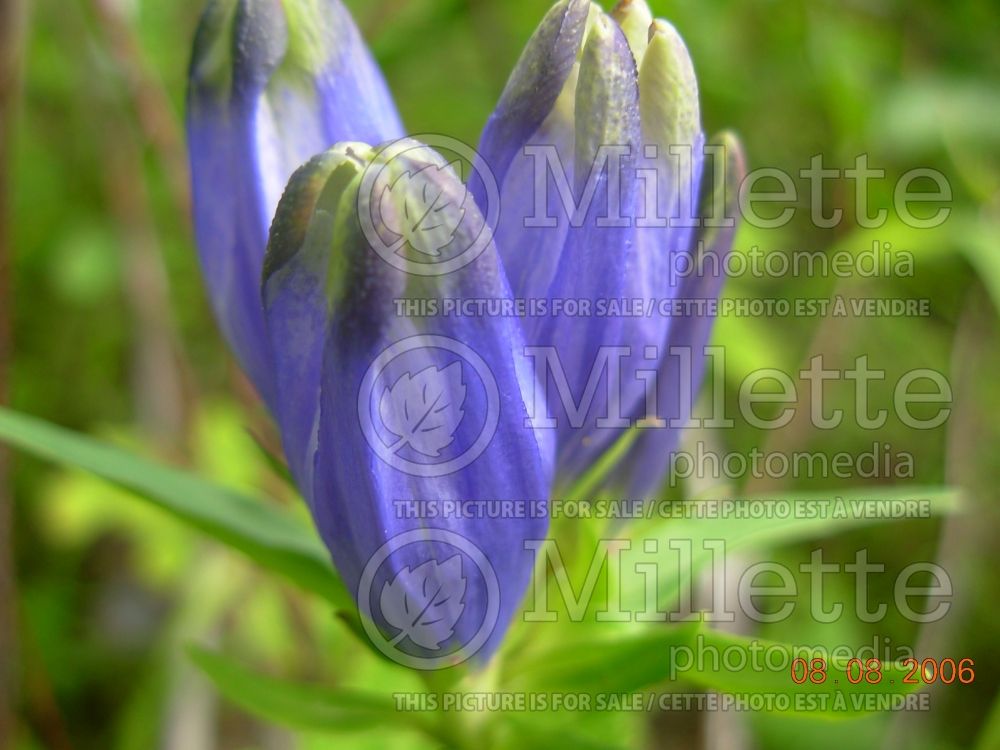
[790,657,976,686]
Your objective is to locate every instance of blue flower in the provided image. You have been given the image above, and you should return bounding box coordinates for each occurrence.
[478,0,745,493]
[187,0,403,408]
[187,0,744,665]
[261,142,553,664]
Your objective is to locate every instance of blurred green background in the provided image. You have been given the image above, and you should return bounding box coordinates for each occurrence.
[1,0,999,748]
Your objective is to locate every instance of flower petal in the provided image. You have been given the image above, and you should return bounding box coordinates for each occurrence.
[187,0,403,406]
[262,143,372,501]
[631,16,705,338]
[479,0,591,312]
[639,19,701,154]
[611,0,653,67]
[620,132,746,500]
[475,0,591,200]
[265,140,553,664]
[532,13,648,483]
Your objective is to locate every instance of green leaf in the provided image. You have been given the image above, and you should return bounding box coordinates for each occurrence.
[622,486,961,607]
[245,427,296,488]
[514,626,923,718]
[962,217,1000,315]
[0,406,351,609]
[976,687,1000,750]
[188,647,433,736]
[501,717,633,750]
[505,624,697,693]
[681,629,925,718]
[559,422,641,499]
[507,487,958,701]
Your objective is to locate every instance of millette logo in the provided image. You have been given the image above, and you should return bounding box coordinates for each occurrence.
[358,135,500,276]
[358,529,500,670]
[358,335,500,478]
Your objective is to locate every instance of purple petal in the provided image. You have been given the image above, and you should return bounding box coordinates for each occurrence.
[262,144,372,501]
[620,132,746,500]
[265,141,553,664]
[187,0,403,406]
[474,0,590,208]
[529,14,650,483]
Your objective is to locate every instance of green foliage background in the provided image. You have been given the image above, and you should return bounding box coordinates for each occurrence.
[2,0,1000,748]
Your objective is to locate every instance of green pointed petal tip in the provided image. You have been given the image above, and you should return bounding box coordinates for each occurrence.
[698,130,748,250]
[638,18,701,149]
[267,138,487,315]
[188,0,239,98]
[262,143,372,284]
[716,130,748,192]
[611,0,653,67]
[488,0,593,139]
[707,130,747,215]
[280,0,358,75]
[574,12,640,170]
[280,0,330,70]
[189,0,364,107]
[373,157,467,263]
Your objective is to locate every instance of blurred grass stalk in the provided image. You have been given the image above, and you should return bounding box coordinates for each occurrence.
[86,0,189,443]
[883,284,998,750]
[0,0,25,745]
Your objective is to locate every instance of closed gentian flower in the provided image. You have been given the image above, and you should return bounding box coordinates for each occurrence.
[263,141,552,664]
[477,0,746,495]
[187,0,744,666]
[187,0,403,408]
